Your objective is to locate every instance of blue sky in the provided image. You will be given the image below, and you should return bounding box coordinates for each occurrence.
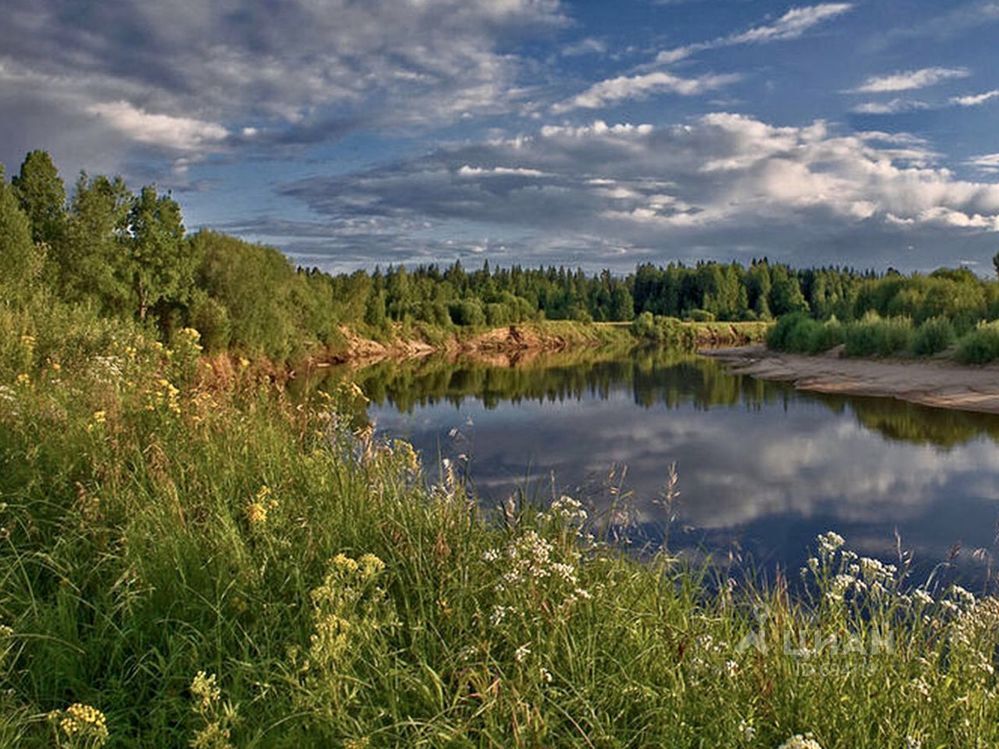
[3,0,999,272]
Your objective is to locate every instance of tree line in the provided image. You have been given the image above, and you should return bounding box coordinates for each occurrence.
[3,150,999,361]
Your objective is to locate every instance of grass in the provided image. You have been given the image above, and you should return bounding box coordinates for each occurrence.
[2,295,999,747]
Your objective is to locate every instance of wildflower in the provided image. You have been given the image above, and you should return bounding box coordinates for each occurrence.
[358,553,385,578]
[549,495,588,527]
[93,410,107,425]
[190,671,221,711]
[778,734,824,749]
[15,373,29,386]
[738,719,756,741]
[514,643,531,663]
[49,703,109,746]
[51,361,61,372]
[913,589,934,606]
[490,605,513,626]
[539,667,553,684]
[817,531,845,556]
[245,501,268,525]
[330,553,360,574]
[905,736,922,749]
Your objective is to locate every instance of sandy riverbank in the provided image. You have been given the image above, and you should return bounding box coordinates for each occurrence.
[704,345,999,415]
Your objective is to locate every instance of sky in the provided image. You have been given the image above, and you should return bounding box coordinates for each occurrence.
[3,0,999,274]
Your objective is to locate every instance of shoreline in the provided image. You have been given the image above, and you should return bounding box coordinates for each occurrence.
[704,344,999,415]
[318,320,770,369]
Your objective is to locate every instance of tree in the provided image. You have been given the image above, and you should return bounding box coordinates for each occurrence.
[60,173,133,311]
[127,186,192,320]
[0,166,41,295]
[993,251,999,279]
[12,150,66,246]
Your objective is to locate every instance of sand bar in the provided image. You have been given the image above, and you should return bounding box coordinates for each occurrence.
[704,345,999,415]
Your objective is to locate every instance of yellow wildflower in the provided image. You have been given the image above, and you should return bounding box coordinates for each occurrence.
[245,501,268,526]
[49,703,109,746]
[358,553,386,579]
[330,553,360,574]
[190,670,221,711]
[15,373,29,386]
[93,411,107,425]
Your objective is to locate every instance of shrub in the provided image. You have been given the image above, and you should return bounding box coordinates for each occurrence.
[843,313,913,357]
[911,316,955,357]
[766,312,810,351]
[685,308,715,322]
[955,322,999,364]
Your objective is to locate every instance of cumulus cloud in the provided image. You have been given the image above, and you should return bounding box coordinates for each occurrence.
[951,89,999,106]
[655,3,853,65]
[274,113,999,270]
[86,101,228,151]
[851,66,970,93]
[552,71,740,113]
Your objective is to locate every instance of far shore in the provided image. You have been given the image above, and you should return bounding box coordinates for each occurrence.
[704,344,999,415]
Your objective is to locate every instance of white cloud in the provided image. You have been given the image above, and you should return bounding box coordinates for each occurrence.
[0,0,566,170]
[86,101,228,151]
[561,4,853,113]
[655,3,853,64]
[968,154,999,173]
[851,66,970,93]
[561,37,606,56]
[552,70,740,112]
[457,165,548,177]
[278,113,999,269]
[951,89,999,106]
[851,98,930,114]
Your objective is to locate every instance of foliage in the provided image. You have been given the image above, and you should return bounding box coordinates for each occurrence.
[3,297,999,747]
[910,316,956,356]
[0,166,42,297]
[955,322,999,364]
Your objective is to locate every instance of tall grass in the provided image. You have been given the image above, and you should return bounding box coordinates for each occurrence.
[2,298,999,747]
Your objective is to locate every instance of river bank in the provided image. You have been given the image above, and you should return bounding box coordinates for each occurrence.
[318,319,770,368]
[706,344,999,415]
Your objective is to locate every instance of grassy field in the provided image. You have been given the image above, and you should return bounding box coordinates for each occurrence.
[1,297,997,747]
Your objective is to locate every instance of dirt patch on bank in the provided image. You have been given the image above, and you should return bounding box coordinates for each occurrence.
[704,345,999,415]
[324,324,588,368]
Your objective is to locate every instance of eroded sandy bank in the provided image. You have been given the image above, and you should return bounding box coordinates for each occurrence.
[704,345,999,415]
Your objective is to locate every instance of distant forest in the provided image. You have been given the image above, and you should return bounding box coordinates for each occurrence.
[3,150,999,360]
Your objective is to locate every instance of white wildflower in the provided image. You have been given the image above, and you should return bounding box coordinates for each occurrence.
[817,532,845,556]
[514,643,531,663]
[778,734,824,749]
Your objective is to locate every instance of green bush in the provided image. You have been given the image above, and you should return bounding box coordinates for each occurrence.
[685,308,715,322]
[955,322,999,364]
[911,316,956,357]
[843,314,913,357]
[766,312,810,350]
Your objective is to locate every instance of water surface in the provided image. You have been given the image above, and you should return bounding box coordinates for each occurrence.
[316,349,999,587]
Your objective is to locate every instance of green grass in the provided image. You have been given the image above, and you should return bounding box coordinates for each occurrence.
[1,297,998,747]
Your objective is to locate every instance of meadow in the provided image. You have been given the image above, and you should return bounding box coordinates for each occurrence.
[2,291,999,748]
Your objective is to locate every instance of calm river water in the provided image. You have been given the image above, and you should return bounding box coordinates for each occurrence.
[322,349,999,587]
